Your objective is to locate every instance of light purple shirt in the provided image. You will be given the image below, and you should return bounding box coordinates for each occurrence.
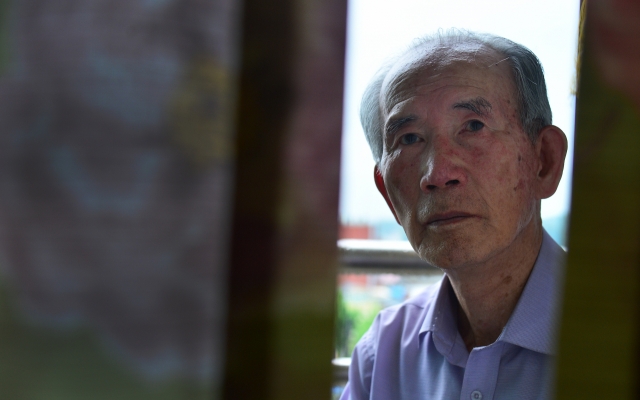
[341,230,565,400]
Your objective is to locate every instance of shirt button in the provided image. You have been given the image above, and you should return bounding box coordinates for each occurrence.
[471,390,483,400]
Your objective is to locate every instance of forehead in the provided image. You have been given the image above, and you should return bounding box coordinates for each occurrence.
[381,44,517,114]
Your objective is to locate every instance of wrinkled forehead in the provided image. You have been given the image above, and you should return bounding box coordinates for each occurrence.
[380,43,515,113]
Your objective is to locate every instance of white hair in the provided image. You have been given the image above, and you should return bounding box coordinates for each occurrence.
[361,30,552,164]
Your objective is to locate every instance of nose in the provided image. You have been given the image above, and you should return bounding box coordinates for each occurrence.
[419,136,466,193]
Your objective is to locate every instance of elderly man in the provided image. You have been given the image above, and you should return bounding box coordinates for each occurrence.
[341,31,568,399]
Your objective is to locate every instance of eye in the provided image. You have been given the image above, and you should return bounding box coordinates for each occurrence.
[399,133,420,145]
[467,120,485,132]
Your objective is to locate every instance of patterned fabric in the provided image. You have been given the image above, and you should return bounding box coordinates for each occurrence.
[0,0,238,382]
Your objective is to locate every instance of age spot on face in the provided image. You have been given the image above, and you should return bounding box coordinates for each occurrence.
[513,179,524,191]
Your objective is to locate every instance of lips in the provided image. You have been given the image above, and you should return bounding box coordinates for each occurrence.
[426,211,474,226]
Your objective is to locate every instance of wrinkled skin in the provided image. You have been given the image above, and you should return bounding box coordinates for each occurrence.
[375,45,545,272]
[374,42,568,350]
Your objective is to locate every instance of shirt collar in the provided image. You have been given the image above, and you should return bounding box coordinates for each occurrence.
[419,229,566,356]
[419,275,469,366]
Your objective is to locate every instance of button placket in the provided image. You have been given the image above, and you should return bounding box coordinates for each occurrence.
[459,342,504,400]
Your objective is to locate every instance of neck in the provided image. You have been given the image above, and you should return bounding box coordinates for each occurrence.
[446,221,543,352]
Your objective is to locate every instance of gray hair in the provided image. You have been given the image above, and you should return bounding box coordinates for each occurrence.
[361,30,552,164]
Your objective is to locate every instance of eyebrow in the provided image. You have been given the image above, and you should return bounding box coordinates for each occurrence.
[453,97,493,117]
[385,115,417,136]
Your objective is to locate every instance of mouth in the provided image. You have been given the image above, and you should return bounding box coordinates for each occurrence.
[425,211,475,227]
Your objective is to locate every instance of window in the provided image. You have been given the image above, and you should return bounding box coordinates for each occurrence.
[334,1,580,397]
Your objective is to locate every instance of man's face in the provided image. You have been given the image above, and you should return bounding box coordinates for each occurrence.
[377,46,542,270]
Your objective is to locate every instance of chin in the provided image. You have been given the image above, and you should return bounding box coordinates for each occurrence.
[419,248,481,270]
[412,230,495,270]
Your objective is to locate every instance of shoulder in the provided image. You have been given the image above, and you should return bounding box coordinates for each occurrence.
[346,280,442,399]
[355,279,441,357]
[376,283,438,329]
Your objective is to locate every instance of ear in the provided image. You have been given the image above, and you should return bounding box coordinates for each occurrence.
[535,125,568,199]
[374,166,401,225]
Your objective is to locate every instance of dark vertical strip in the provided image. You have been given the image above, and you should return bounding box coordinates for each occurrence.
[555,2,640,398]
[223,0,347,397]
[223,0,294,398]
[0,0,8,75]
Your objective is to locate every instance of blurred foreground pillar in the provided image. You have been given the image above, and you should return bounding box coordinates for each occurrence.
[0,0,345,398]
[0,0,239,400]
[556,1,640,398]
[0,0,242,397]
[222,0,346,399]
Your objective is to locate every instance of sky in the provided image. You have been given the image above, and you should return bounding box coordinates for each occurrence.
[339,0,581,225]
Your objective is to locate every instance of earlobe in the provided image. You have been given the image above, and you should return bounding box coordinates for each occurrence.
[536,125,568,199]
[374,166,401,225]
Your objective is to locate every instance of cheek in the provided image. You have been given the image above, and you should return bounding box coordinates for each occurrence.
[514,146,539,191]
[470,141,516,186]
[384,160,421,213]
[474,140,536,205]
[501,150,539,228]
